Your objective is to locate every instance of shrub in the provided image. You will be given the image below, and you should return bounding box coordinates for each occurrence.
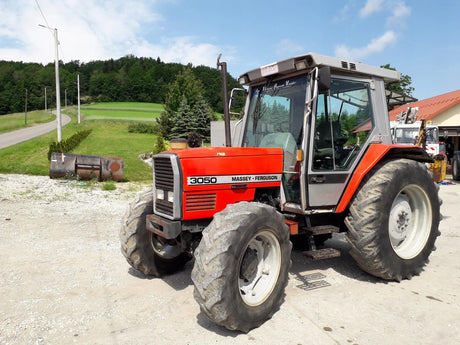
[128,122,158,134]
[47,129,92,160]
[187,132,201,147]
[152,135,167,154]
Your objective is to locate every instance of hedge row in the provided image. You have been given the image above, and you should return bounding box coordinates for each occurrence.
[127,122,158,134]
[47,129,93,160]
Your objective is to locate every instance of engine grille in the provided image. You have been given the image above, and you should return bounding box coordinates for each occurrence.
[186,193,217,212]
[153,156,175,217]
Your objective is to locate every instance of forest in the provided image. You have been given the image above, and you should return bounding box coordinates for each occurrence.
[0,55,241,115]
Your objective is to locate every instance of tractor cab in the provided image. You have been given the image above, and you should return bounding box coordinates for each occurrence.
[236,53,399,212]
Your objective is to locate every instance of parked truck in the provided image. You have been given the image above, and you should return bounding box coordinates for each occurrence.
[120,53,440,332]
[391,106,447,182]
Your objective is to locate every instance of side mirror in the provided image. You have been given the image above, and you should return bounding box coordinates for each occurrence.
[318,66,331,92]
[229,88,247,117]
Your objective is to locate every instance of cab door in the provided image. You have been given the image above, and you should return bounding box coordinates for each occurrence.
[307,76,375,208]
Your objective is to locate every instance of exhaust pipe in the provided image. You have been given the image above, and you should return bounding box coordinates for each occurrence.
[217,54,232,147]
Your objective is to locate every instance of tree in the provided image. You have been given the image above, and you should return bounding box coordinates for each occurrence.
[0,57,241,115]
[158,68,215,140]
[164,68,203,114]
[381,64,415,96]
[170,96,194,139]
[192,94,217,141]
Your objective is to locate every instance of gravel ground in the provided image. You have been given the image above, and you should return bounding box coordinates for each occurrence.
[0,173,459,345]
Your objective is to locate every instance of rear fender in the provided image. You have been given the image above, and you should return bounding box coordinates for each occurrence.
[335,144,432,213]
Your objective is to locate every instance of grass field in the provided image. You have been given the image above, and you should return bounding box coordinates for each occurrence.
[0,103,159,182]
[0,110,56,134]
[81,102,163,122]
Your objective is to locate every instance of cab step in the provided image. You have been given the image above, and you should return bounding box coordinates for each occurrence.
[304,225,340,236]
[302,248,341,260]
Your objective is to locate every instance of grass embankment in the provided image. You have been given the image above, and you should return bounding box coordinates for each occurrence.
[81,102,163,122]
[0,104,160,182]
[0,110,56,134]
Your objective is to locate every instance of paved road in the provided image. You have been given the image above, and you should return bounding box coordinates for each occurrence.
[0,113,71,149]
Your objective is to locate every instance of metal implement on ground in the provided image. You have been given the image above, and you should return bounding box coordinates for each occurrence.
[50,152,124,181]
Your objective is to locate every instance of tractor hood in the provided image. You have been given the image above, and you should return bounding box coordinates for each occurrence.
[171,146,284,192]
[154,146,284,221]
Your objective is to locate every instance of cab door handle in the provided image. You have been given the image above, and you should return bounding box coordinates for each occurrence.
[310,175,325,183]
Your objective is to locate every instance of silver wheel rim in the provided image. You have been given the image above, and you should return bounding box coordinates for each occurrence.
[238,230,282,307]
[388,184,432,259]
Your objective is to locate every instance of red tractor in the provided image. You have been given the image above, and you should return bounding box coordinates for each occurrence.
[120,53,440,332]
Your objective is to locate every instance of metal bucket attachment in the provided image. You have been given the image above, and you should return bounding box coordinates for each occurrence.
[50,153,77,178]
[75,155,101,180]
[50,152,124,181]
[101,156,124,181]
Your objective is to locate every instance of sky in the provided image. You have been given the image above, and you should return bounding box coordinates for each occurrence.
[0,0,459,101]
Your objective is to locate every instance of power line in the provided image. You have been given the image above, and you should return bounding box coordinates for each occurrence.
[36,0,63,142]
[34,0,52,33]
[35,0,65,61]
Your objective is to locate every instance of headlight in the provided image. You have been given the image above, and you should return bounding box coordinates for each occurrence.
[167,191,174,203]
[156,189,164,200]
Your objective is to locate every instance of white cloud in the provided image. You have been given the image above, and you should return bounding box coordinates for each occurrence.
[334,30,397,60]
[387,2,411,24]
[275,39,304,56]
[133,36,234,67]
[359,0,411,21]
[333,5,350,23]
[0,0,227,68]
[360,0,385,17]
[335,1,410,61]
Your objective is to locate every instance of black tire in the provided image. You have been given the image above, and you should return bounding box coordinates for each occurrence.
[120,188,189,276]
[191,202,292,332]
[345,159,441,281]
[452,152,460,181]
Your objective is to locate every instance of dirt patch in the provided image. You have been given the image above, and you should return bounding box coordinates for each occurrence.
[1,174,459,345]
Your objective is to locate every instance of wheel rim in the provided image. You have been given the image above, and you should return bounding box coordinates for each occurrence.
[388,184,432,259]
[150,233,181,260]
[238,230,282,307]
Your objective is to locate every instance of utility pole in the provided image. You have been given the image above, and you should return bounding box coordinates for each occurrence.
[65,89,67,108]
[77,74,81,124]
[25,89,28,125]
[44,87,47,111]
[39,25,62,142]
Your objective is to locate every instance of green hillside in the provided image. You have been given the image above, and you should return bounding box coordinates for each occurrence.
[0,103,165,182]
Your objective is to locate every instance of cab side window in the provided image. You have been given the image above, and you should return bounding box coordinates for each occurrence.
[313,78,374,171]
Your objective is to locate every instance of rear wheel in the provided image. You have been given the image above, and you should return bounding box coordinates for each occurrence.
[345,159,440,281]
[120,188,189,276]
[191,202,291,332]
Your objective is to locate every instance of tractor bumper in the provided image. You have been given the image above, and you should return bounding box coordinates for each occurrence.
[146,214,182,239]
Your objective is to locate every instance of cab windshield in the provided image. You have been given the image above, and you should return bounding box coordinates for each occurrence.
[242,76,307,159]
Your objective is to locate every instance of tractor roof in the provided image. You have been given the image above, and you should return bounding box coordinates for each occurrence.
[238,52,401,86]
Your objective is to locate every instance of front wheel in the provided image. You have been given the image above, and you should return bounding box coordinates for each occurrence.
[191,202,291,332]
[119,188,190,276]
[345,159,441,281]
